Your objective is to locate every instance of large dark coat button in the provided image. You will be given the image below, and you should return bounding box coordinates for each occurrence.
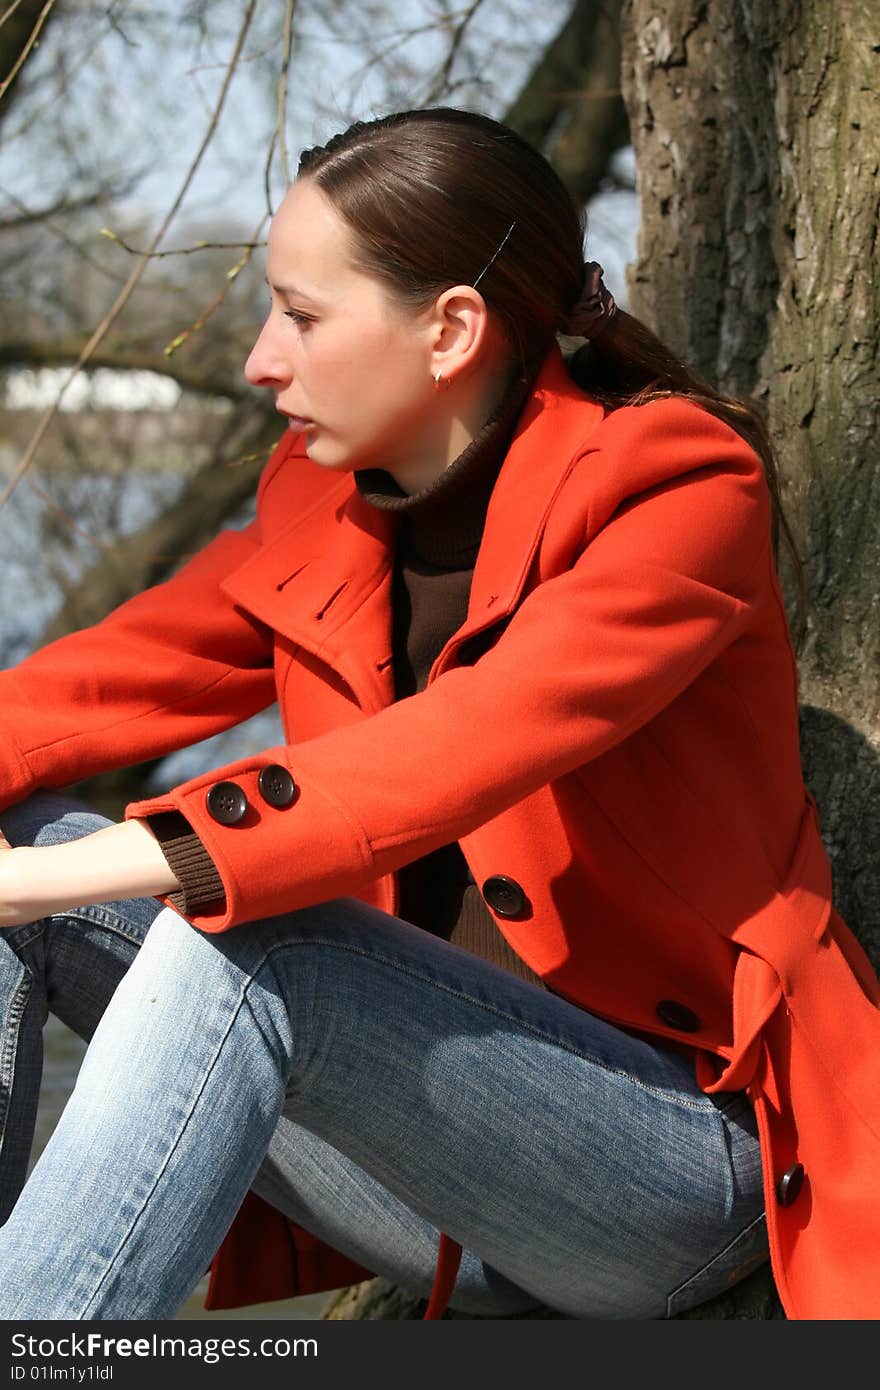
[655,999,701,1033]
[205,781,248,825]
[257,764,298,808]
[776,1163,805,1206]
[481,875,527,919]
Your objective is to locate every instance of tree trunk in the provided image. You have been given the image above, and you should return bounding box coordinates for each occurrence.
[620,0,880,963]
[503,0,629,205]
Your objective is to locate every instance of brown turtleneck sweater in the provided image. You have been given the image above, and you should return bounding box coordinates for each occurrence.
[147,363,545,988]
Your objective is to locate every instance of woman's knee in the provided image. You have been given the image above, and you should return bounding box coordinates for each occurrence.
[0,790,113,849]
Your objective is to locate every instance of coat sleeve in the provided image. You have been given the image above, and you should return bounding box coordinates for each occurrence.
[125,397,776,933]
[0,438,295,813]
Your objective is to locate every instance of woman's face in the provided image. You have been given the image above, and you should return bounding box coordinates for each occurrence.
[246,177,441,477]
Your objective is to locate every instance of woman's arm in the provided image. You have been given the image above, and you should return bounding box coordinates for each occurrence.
[0,819,181,929]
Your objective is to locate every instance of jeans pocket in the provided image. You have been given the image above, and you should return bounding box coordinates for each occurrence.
[665,1211,770,1317]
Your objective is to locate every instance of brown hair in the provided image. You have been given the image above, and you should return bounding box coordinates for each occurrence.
[298,107,805,645]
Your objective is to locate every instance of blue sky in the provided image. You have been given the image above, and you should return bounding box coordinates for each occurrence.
[2,2,636,251]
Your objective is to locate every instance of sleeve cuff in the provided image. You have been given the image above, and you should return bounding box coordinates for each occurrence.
[144,811,226,915]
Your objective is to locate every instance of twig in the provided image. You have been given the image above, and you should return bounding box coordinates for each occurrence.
[423,0,488,104]
[0,0,24,33]
[0,186,113,232]
[0,0,260,511]
[29,479,117,556]
[315,6,478,96]
[0,341,250,400]
[263,126,278,219]
[276,0,296,189]
[163,220,268,357]
[105,3,138,49]
[0,27,108,144]
[0,185,145,286]
[98,229,266,259]
[0,0,57,102]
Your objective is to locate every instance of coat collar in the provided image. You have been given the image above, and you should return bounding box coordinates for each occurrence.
[221,344,606,708]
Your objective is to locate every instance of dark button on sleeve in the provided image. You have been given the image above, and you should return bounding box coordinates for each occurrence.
[257,764,299,809]
[206,781,248,826]
[481,875,528,919]
[655,999,702,1033]
[776,1163,805,1207]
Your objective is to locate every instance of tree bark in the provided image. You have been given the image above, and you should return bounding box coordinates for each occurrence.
[620,0,880,964]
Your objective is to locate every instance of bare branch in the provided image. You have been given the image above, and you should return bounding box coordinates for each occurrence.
[0,0,57,103]
[276,0,296,189]
[319,12,469,102]
[37,400,281,641]
[0,193,107,233]
[0,341,252,400]
[96,229,266,260]
[263,126,278,219]
[163,223,268,358]
[503,0,628,206]
[0,1,26,35]
[25,474,117,560]
[0,195,153,287]
[0,0,260,511]
[423,0,489,105]
[104,3,139,49]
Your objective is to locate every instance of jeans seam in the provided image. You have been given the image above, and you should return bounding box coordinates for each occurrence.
[77,973,256,1319]
[0,973,31,1153]
[664,1210,769,1317]
[9,910,149,955]
[58,907,155,947]
[257,936,715,1114]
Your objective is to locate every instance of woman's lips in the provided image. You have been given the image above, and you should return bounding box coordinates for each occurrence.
[286,415,313,432]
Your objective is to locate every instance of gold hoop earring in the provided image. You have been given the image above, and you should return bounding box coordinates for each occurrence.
[433,370,444,389]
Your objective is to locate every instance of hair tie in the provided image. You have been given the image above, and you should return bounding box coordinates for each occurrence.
[564,261,617,339]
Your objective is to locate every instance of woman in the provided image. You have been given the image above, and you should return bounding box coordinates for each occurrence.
[0,107,877,1321]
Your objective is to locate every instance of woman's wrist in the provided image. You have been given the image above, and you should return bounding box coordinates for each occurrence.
[0,819,181,927]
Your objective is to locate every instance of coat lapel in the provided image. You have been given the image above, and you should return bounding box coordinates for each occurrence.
[220,481,400,711]
[221,345,606,708]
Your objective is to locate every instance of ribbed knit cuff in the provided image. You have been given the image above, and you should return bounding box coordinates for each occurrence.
[449,887,546,988]
[144,810,226,915]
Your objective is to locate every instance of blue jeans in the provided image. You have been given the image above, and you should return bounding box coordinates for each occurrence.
[0,791,768,1320]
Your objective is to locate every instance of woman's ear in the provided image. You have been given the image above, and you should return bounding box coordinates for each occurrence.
[428,285,493,386]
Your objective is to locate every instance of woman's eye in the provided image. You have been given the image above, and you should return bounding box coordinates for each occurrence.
[284,309,314,326]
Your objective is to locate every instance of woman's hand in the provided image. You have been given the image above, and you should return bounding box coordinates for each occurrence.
[0,819,182,929]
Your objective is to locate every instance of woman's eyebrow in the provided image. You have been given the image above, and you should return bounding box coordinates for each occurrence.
[265,276,323,305]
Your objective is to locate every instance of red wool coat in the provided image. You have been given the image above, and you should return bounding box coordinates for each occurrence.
[1,346,878,1319]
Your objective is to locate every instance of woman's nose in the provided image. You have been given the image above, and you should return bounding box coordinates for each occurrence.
[244,320,291,390]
